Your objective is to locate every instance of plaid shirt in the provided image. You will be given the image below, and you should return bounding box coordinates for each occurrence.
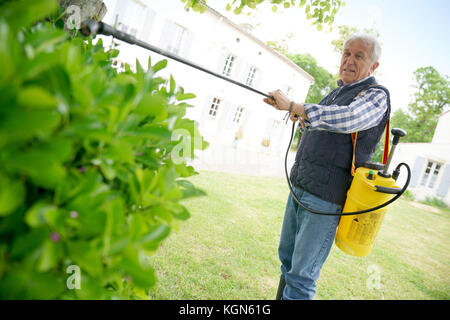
[302,76,388,134]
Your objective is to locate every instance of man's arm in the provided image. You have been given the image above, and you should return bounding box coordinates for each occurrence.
[291,88,388,134]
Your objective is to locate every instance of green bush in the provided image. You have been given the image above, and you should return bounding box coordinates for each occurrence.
[0,0,207,299]
[402,190,415,201]
[423,197,448,210]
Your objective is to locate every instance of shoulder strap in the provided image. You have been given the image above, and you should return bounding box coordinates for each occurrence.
[350,85,391,175]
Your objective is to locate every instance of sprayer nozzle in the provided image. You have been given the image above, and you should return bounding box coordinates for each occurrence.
[392,164,402,181]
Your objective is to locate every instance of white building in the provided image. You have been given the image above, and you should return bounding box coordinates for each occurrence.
[100,0,313,176]
[391,110,450,205]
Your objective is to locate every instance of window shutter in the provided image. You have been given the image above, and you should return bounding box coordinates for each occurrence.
[436,164,450,197]
[409,156,426,187]
[159,19,175,51]
[233,57,244,80]
[114,0,128,23]
[242,63,251,84]
[253,68,262,89]
[242,109,251,132]
[217,100,231,132]
[226,105,237,130]
[141,9,156,42]
[217,51,228,74]
[181,30,195,59]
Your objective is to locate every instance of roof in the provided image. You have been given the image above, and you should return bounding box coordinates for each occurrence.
[203,4,315,83]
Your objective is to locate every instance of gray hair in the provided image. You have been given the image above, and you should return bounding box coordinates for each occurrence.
[343,33,382,65]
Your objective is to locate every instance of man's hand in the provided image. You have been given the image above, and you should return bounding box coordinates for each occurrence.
[289,113,308,129]
[263,90,290,111]
[264,89,309,127]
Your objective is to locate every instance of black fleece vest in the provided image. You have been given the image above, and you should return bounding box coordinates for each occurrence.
[290,77,391,206]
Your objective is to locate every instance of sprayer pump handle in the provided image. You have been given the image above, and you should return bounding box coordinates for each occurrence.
[391,128,407,145]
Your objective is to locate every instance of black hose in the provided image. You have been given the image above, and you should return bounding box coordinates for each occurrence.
[284,122,411,216]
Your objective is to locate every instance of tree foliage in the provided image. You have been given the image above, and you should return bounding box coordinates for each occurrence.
[391,66,449,143]
[331,24,380,54]
[181,0,344,30]
[0,0,206,299]
[287,53,336,104]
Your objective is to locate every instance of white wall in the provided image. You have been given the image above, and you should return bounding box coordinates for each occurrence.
[432,111,450,144]
[391,142,450,205]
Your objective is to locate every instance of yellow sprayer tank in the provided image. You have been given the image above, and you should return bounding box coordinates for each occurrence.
[335,167,398,257]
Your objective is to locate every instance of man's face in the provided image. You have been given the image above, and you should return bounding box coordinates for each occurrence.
[339,39,379,85]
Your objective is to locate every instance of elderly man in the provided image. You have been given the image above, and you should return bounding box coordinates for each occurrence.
[263,33,390,300]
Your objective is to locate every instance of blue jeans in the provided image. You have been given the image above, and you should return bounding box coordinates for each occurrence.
[278,186,342,300]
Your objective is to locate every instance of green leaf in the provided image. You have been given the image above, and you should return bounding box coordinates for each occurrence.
[138,223,170,248]
[36,138,73,163]
[117,251,156,288]
[0,20,18,86]
[134,93,168,120]
[37,239,63,272]
[176,92,196,101]
[100,160,116,181]
[0,108,60,146]
[174,204,190,220]
[103,197,126,247]
[0,0,58,31]
[74,274,103,299]
[25,26,67,55]
[10,228,49,259]
[26,271,65,299]
[169,74,176,94]
[67,241,103,276]
[72,80,94,108]
[105,139,134,164]
[128,213,144,242]
[6,150,66,189]
[17,85,58,109]
[24,202,58,227]
[0,174,25,217]
[152,59,167,73]
[122,125,171,140]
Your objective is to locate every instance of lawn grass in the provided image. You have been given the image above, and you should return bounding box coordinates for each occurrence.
[147,170,450,300]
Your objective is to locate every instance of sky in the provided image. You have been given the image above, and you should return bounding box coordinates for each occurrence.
[149,0,450,113]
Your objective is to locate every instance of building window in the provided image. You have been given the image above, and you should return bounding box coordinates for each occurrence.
[167,23,187,55]
[111,59,126,73]
[223,54,235,76]
[208,97,221,120]
[420,161,442,189]
[129,27,138,37]
[114,0,147,39]
[233,106,244,124]
[119,23,129,33]
[246,66,257,86]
